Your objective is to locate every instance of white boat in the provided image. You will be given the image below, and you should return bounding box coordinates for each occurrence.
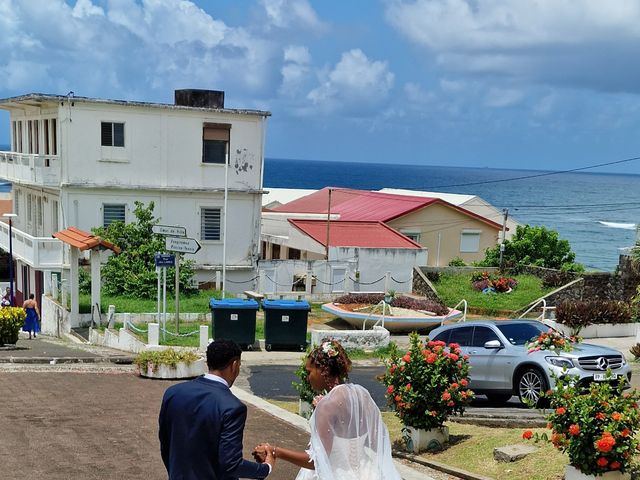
[321,303,463,333]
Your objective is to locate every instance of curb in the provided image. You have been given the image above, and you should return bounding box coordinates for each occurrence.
[392,451,494,480]
[0,356,134,364]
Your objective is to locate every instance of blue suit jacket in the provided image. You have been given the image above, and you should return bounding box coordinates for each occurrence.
[159,376,270,480]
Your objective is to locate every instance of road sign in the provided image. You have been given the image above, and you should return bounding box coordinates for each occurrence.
[165,236,201,254]
[152,225,187,237]
[154,253,175,268]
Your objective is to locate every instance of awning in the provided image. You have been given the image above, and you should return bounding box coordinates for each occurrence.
[52,226,121,253]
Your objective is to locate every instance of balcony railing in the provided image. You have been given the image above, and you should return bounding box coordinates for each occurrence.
[0,151,61,186]
[0,222,63,269]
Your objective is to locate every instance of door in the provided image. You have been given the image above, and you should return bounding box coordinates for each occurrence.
[468,326,510,390]
[331,267,346,293]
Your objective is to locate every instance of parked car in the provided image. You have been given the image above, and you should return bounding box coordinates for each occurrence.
[428,320,632,405]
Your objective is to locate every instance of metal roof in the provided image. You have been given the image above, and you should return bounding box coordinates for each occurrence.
[53,227,121,253]
[0,93,271,117]
[288,219,423,248]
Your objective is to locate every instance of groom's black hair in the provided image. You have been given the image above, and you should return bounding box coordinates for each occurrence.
[207,339,242,370]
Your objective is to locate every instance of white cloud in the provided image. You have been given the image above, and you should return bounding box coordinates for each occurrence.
[386,0,640,93]
[280,45,311,95]
[307,49,395,115]
[0,0,279,100]
[260,0,326,32]
[484,88,524,108]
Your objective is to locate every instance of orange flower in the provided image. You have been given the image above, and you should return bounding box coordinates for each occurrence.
[387,385,395,394]
[405,383,412,391]
[596,435,616,453]
[610,461,621,470]
[595,412,606,420]
[450,382,459,389]
[394,395,402,402]
[449,353,459,361]
[460,378,468,386]
[447,400,455,407]
[612,412,622,421]
[620,428,631,437]
[522,430,533,440]
[442,391,451,401]
[597,458,608,467]
[568,424,580,436]
[556,407,566,415]
[402,353,411,363]
[426,353,437,364]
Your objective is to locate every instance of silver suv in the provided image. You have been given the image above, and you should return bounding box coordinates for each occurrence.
[428,320,632,405]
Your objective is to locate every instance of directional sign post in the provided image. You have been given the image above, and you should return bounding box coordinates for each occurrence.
[165,237,202,254]
[152,225,187,237]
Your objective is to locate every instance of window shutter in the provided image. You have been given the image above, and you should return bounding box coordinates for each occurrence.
[101,122,112,146]
[113,123,125,147]
[201,208,221,240]
[103,204,126,227]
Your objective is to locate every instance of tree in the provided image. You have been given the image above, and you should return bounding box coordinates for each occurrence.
[93,201,197,298]
[479,224,584,272]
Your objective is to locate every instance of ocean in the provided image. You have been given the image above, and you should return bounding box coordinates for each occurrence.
[1,141,636,272]
[264,158,640,272]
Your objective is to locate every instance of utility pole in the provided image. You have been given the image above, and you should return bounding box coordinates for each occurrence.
[499,208,508,270]
[325,188,332,260]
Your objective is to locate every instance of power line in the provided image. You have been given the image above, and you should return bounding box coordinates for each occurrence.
[427,155,640,189]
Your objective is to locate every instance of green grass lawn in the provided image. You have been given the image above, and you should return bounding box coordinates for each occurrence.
[433,273,554,316]
[267,399,567,480]
[78,289,223,314]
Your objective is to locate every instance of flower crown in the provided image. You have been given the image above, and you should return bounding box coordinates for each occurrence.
[320,341,339,358]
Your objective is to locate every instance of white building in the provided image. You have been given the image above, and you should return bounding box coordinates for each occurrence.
[0,89,270,306]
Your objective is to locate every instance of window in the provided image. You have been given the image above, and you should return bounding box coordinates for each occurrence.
[460,229,481,253]
[432,330,451,344]
[288,248,301,260]
[11,121,17,151]
[200,207,221,240]
[271,244,281,259]
[400,230,421,243]
[103,204,126,227]
[51,118,57,155]
[447,326,474,347]
[472,326,500,347]
[52,200,59,232]
[101,122,125,147]
[202,123,230,164]
[37,197,43,227]
[27,194,32,223]
[14,189,21,217]
[17,121,23,152]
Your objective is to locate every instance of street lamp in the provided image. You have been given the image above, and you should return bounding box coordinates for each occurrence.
[3,213,17,306]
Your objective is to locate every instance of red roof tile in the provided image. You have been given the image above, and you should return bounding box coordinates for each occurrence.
[53,227,121,253]
[289,220,423,248]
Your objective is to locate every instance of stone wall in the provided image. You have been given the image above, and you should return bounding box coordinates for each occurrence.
[412,267,444,303]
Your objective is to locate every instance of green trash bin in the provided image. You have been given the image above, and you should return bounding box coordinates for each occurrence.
[262,299,310,352]
[210,298,259,350]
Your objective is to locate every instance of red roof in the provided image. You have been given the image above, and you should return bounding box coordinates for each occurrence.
[273,187,503,229]
[289,220,423,248]
[53,227,121,253]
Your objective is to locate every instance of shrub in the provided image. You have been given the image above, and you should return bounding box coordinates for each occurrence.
[0,307,27,345]
[380,332,473,430]
[555,300,632,331]
[472,279,492,291]
[133,348,200,373]
[470,274,517,293]
[470,271,491,282]
[426,271,441,282]
[524,373,640,476]
[334,293,385,304]
[630,343,640,359]
[390,296,448,315]
[447,257,466,267]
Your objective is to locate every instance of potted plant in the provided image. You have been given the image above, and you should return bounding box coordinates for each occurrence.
[523,373,640,479]
[134,348,204,379]
[0,307,27,346]
[381,332,474,452]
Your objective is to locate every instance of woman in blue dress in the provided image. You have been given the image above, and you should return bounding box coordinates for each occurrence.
[22,293,40,339]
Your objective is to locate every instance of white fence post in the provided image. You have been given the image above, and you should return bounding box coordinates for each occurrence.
[107,305,116,328]
[199,325,209,351]
[384,271,391,293]
[305,269,313,295]
[51,272,58,300]
[215,271,221,291]
[148,323,160,346]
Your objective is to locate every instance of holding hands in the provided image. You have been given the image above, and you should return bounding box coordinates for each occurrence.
[252,443,275,466]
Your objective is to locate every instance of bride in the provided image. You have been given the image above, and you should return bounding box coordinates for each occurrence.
[254,340,401,480]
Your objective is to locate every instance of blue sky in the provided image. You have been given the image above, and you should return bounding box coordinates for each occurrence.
[2,0,640,173]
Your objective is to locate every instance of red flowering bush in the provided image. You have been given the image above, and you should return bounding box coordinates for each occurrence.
[470,273,517,293]
[380,332,474,430]
[524,373,640,476]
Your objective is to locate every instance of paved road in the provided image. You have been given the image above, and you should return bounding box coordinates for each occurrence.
[0,368,308,480]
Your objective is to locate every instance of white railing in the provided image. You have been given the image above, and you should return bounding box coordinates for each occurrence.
[518,298,555,323]
[441,299,467,326]
[0,151,61,186]
[0,222,63,268]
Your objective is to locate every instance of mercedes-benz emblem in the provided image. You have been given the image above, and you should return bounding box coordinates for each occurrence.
[596,357,609,370]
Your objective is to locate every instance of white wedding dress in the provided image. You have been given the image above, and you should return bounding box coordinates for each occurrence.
[295,384,401,480]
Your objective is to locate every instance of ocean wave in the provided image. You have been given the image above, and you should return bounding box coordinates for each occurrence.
[598,221,636,230]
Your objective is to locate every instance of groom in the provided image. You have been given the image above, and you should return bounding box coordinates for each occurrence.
[159,339,274,479]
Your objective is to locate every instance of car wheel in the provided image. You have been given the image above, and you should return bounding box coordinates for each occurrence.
[486,393,512,404]
[517,368,548,406]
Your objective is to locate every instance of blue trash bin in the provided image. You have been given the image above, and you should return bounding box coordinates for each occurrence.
[210,298,259,350]
[262,299,310,351]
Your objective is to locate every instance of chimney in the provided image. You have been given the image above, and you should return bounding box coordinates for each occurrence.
[174,89,225,109]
